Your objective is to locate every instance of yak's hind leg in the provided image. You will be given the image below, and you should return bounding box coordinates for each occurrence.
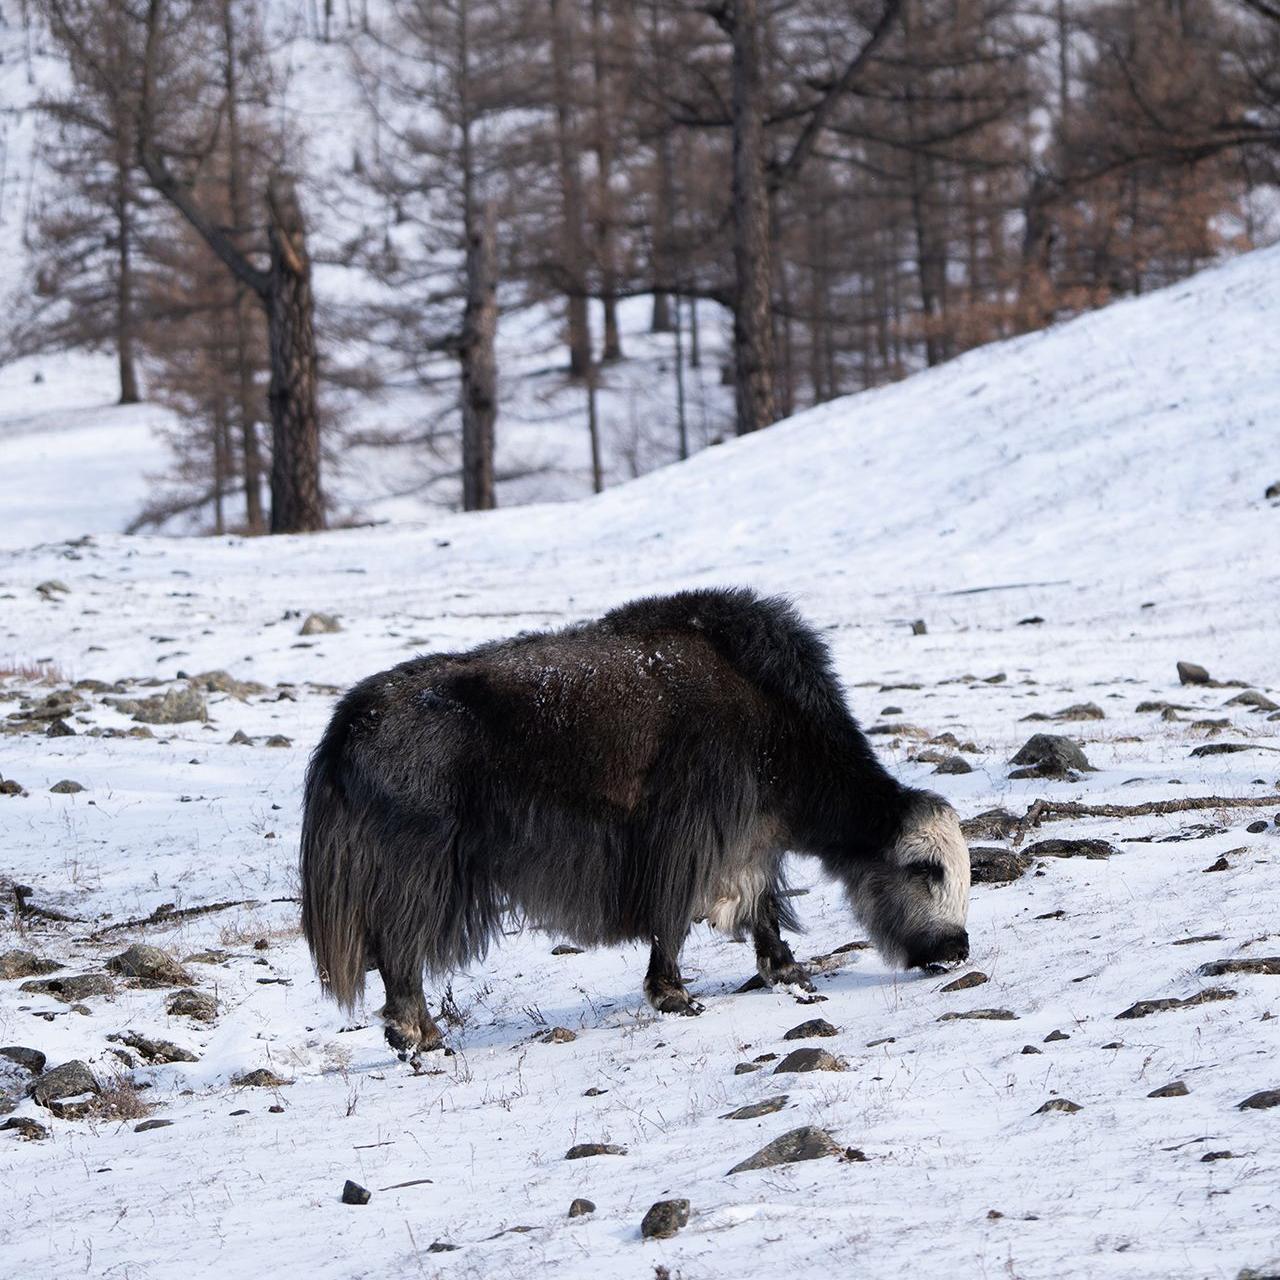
[644,934,704,1016]
[377,946,444,1061]
[752,891,815,993]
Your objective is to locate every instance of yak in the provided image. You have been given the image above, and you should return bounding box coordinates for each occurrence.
[300,587,971,1059]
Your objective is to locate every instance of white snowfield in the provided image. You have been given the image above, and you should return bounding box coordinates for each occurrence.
[1,247,1278,1280]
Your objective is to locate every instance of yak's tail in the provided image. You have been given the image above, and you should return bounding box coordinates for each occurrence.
[300,696,373,1010]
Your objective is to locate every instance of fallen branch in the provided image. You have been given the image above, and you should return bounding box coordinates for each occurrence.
[89,895,299,938]
[1012,794,1279,845]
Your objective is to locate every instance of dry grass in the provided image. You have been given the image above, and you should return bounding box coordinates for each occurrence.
[216,919,303,948]
[96,1072,155,1122]
[0,658,68,685]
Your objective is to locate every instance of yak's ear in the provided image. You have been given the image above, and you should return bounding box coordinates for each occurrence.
[905,861,945,885]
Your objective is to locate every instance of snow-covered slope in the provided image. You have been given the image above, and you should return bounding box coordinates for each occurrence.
[1,248,1278,1280]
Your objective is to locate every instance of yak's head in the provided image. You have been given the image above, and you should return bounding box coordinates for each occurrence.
[845,790,971,971]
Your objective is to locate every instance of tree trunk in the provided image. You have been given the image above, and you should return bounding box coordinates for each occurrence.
[590,0,622,361]
[265,176,324,534]
[114,129,139,405]
[460,203,498,512]
[729,0,777,434]
[549,0,592,378]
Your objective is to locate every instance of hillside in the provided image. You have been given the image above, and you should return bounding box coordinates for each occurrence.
[1,247,1278,1279]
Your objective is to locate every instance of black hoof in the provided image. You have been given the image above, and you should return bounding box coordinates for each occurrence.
[906,929,970,971]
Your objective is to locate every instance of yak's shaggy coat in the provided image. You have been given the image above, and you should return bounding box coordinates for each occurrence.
[301,588,970,1055]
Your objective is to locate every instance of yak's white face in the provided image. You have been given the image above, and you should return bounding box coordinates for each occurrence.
[895,801,971,928]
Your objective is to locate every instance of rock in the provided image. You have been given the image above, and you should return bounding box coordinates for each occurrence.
[568,1198,595,1218]
[1247,821,1268,833]
[299,612,342,636]
[0,1047,47,1075]
[1226,690,1280,713]
[582,1086,607,1096]
[1009,734,1093,777]
[1115,987,1236,1019]
[541,1026,577,1044]
[969,847,1030,884]
[934,756,973,775]
[565,1142,626,1159]
[166,989,218,1022]
[1190,743,1252,757]
[641,1199,690,1239]
[232,1068,289,1088]
[938,1008,1018,1022]
[733,1062,763,1075]
[0,778,23,796]
[1018,616,1044,626]
[1178,661,1211,685]
[49,779,85,794]
[866,723,931,739]
[1054,703,1105,721]
[29,1059,98,1108]
[1238,1089,1280,1111]
[1023,838,1118,860]
[1201,1150,1235,1162]
[1034,1098,1081,1115]
[1199,957,1280,977]
[1044,1029,1069,1042]
[192,670,267,699]
[1,1116,49,1140]
[720,1096,790,1120]
[880,705,904,716]
[1267,481,1280,500]
[35,579,70,598]
[1137,700,1192,713]
[551,944,584,955]
[773,1048,845,1074]
[107,944,194,986]
[1020,1045,1043,1055]
[941,971,988,992]
[108,1032,198,1065]
[46,718,76,738]
[342,1179,371,1205]
[19,973,115,1002]
[782,1018,838,1040]
[0,950,62,980]
[264,735,292,748]
[960,808,1020,840]
[427,1242,458,1253]
[134,1118,175,1132]
[1148,1081,1189,1098]
[1203,856,1231,873]
[727,1125,840,1175]
[106,687,207,725]
[228,730,254,745]
[910,620,927,636]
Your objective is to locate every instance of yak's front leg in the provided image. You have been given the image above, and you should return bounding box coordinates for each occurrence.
[752,892,815,993]
[644,933,704,1016]
[378,947,445,1063]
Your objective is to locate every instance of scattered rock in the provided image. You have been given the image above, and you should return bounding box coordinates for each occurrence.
[1054,703,1105,721]
[228,730,254,746]
[1267,481,1280,500]
[1199,957,1280,977]
[1177,661,1211,685]
[1009,734,1093,778]
[582,1086,607,1097]
[541,1026,577,1044]
[773,1048,845,1074]
[35,579,70,598]
[426,1242,458,1253]
[134,1118,175,1132]
[108,1032,198,1065]
[19,973,115,1002]
[0,950,62,980]
[49,779,85,794]
[1148,1081,1189,1098]
[880,705,904,716]
[1226,690,1280,712]
[1018,616,1044,626]
[1020,1045,1043,1055]
[1238,1089,1280,1111]
[1201,1150,1235,1162]
[866,723,931,739]
[960,808,1020,840]
[1044,1029,1069,1042]
[29,1059,98,1109]
[1137,700,1192,714]
[551,944,584,955]
[0,1116,49,1140]
[782,1018,838,1040]
[568,1198,595,1218]
[969,847,1030,884]
[941,971,988,992]
[263,735,291,748]
[938,1008,1018,1022]
[1115,988,1236,1019]
[1034,1098,1081,1115]
[720,1096,789,1120]
[1190,743,1253,757]
[1203,855,1231,873]
[910,619,927,636]
[232,1068,289,1088]
[0,778,23,796]
[934,756,973,775]
[641,1199,690,1239]
[733,1062,763,1075]
[342,1179,371,1205]
[166,989,218,1022]
[565,1142,626,1159]
[46,718,76,738]
[727,1125,840,1175]
[1023,838,1118,860]
[106,686,207,724]
[0,1047,47,1075]
[107,944,194,987]
[299,612,342,636]
[191,670,267,699]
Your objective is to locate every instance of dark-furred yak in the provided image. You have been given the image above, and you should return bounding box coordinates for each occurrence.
[300,588,970,1058]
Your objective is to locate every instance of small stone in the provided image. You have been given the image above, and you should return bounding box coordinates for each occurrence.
[108,1032,198,1065]
[35,579,70,597]
[934,756,973,775]
[1203,856,1231,873]
[1177,661,1211,685]
[49,779,85,794]
[0,950,62,980]
[299,612,342,636]
[1053,703,1105,721]
[641,1199,690,1239]
[1018,616,1044,626]
[1009,734,1093,777]
[880,705,903,716]
[542,1026,577,1044]
[167,989,218,1022]
[969,847,1030,884]
[1115,988,1236,1019]
[568,1198,595,1218]
[0,779,23,796]
[228,730,254,745]
[232,1068,289,1088]
[19,973,115,1002]
[1034,1098,1081,1114]
[773,1048,845,1074]
[941,971,988,992]
[582,1086,607,1097]
[263,735,292,748]
[29,1059,98,1108]
[1023,838,1118,860]
[551,944,584,955]
[1226,690,1280,712]
[1190,743,1252,757]
[1148,1081,1189,1098]
[1044,1029,1069,1042]
[782,1018,838,1040]
[106,687,207,724]
[1201,1150,1235,1162]
[1238,1089,1280,1110]
[135,1118,175,1132]
[1,1116,50,1140]
[727,1125,840,1174]
[733,1062,762,1075]
[1247,821,1268,834]
[427,1242,458,1253]
[0,1047,47,1075]
[342,1179,371,1205]
[565,1142,626,1159]
[960,808,1020,840]
[720,1096,789,1120]
[910,619,927,636]
[107,944,194,986]
[937,1008,1018,1022]
[1199,957,1280,977]
[46,718,76,738]
[1020,1045,1042,1055]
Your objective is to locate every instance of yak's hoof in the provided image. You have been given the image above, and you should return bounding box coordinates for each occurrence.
[760,960,815,993]
[646,979,704,1016]
[385,1021,445,1059]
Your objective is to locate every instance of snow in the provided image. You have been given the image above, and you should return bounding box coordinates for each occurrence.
[1,246,1279,1279]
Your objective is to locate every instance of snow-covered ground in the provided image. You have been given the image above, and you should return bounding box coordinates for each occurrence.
[1,246,1279,1279]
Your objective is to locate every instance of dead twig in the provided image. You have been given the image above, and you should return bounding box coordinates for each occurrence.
[1011,794,1279,846]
